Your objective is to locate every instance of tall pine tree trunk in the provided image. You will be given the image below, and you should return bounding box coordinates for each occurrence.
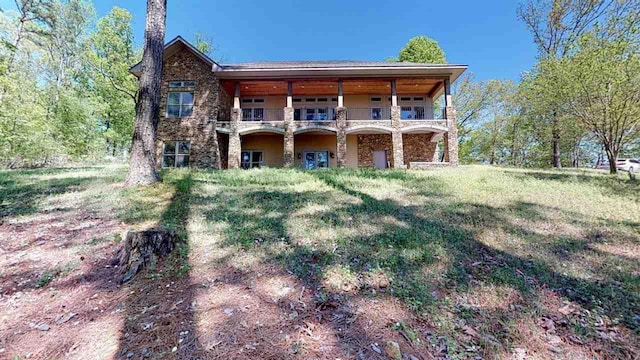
[125,0,167,186]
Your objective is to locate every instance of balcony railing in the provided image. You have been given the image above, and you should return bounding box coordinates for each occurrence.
[347,108,391,120]
[242,108,284,121]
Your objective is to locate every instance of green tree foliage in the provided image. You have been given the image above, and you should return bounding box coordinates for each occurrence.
[84,6,139,156]
[397,36,446,64]
[0,2,139,167]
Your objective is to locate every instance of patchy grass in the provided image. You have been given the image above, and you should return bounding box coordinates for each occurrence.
[0,165,638,359]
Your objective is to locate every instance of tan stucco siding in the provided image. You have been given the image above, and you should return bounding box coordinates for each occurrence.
[241,134,284,167]
[346,135,358,168]
[294,135,338,168]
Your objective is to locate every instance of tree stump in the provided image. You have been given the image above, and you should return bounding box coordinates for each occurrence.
[118,228,180,283]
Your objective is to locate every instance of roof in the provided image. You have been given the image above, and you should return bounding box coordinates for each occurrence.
[220,60,465,70]
[130,36,218,76]
[130,37,468,83]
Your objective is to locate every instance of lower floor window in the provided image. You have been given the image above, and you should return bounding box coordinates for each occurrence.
[241,150,263,169]
[304,151,329,169]
[162,141,190,168]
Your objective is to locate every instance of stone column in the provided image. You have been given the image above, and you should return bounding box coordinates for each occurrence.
[284,107,295,167]
[228,108,242,169]
[336,107,347,168]
[445,106,458,166]
[390,106,405,169]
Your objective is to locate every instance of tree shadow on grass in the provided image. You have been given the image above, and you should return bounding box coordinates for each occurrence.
[114,171,203,359]
[195,168,639,357]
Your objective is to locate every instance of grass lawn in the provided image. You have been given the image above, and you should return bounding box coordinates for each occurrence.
[0,165,638,359]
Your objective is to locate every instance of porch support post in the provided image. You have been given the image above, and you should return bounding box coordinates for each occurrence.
[337,80,344,108]
[391,79,398,107]
[228,108,242,169]
[443,78,458,166]
[391,106,405,169]
[336,106,347,168]
[283,81,295,167]
[389,79,404,168]
[233,81,241,109]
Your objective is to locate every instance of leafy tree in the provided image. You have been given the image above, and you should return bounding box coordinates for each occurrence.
[84,6,138,156]
[518,0,618,168]
[397,36,446,64]
[555,27,640,173]
[7,0,56,67]
[126,0,167,186]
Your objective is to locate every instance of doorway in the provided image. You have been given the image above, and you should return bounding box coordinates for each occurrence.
[373,150,387,169]
[304,151,329,169]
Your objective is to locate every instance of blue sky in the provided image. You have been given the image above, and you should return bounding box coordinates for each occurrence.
[2,0,539,81]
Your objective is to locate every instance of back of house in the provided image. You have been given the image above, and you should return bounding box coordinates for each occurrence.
[131,37,467,170]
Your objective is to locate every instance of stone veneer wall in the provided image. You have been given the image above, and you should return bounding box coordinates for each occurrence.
[155,45,231,169]
[403,134,437,164]
[357,134,394,168]
[357,133,438,168]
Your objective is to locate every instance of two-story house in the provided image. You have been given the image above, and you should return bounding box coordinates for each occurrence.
[130,36,466,170]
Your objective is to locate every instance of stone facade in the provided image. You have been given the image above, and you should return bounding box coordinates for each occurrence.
[357,134,394,168]
[335,107,347,167]
[155,46,230,169]
[228,108,242,169]
[283,107,294,167]
[403,133,437,165]
[390,106,405,169]
[445,106,459,166]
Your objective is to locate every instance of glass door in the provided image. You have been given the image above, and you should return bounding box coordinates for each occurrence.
[304,151,329,169]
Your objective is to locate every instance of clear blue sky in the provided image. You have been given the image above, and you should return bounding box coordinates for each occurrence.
[2,0,539,82]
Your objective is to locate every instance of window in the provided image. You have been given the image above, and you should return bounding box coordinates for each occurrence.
[167,92,194,117]
[242,108,264,121]
[306,98,317,103]
[400,97,412,102]
[241,150,263,169]
[413,97,424,101]
[401,106,413,119]
[371,108,383,120]
[293,98,302,103]
[304,151,329,169]
[168,81,195,88]
[294,108,302,120]
[317,98,328,102]
[370,96,382,102]
[303,108,330,121]
[414,106,425,119]
[162,141,190,168]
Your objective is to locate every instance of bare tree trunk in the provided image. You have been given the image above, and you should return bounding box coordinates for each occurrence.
[605,146,617,175]
[125,0,167,187]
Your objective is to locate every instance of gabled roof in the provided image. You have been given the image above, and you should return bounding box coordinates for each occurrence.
[130,36,218,76]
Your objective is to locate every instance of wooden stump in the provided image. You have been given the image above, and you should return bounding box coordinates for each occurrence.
[118,228,179,283]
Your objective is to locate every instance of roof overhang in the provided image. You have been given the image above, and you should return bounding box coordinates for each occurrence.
[130,36,219,77]
[213,65,467,84]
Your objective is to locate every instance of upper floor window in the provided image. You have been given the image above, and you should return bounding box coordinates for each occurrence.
[167,92,194,117]
[169,81,195,88]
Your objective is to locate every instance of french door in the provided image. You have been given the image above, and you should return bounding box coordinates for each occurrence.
[304,151,329,169]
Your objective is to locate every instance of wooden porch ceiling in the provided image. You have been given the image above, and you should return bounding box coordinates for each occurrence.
[221,78,444,97]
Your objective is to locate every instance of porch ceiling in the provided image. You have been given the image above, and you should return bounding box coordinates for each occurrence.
[221,78,444,97]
